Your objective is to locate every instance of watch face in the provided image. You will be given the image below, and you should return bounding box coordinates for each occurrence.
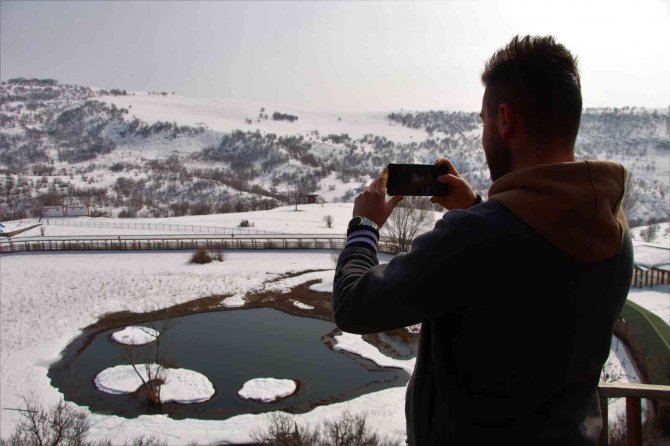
[349,217,362,229]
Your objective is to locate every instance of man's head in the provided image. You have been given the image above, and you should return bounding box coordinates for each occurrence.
[480,35,582,181]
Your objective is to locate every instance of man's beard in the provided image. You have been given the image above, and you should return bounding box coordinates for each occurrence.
[486,130,512,182]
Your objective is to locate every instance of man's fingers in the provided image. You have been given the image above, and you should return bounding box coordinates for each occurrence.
[437,174,459,184]
[387,195,403,211]
[379,168,389,190]
[369,168,389,192]
[435,158,459,176]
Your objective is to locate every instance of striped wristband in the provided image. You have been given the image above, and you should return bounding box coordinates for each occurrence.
[345,227,380,252]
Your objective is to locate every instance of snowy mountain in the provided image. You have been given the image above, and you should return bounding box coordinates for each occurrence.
[1,78,668,226]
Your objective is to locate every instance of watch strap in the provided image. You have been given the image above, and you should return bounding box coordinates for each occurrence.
[346,217,380,252]
[349,216,378,229]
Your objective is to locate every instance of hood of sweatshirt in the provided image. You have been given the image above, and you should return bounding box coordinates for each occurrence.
[488,160,628,263]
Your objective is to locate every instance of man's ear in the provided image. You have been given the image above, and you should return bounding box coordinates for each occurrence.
[496,103,514,140]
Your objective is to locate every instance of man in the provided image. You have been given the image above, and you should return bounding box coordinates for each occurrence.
[333,35,632,445]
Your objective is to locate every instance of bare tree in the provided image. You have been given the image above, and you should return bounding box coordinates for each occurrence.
[381,196,435,254]
[622,172,642,224]
[0,395,172,445]
[4,394,89,446]
[251,412,321,446]
[640,224,659,243]
[251,411,403,446]
[117,320,174,407]
[323,215,334,228]
[322,411,385,446]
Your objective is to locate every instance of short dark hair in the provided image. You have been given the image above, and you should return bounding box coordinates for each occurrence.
[481,35,582,146]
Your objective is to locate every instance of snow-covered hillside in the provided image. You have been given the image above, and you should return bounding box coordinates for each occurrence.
[101,92,429,143]
[1,78,668,227]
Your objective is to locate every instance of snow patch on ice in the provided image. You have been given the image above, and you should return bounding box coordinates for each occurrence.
[265,270,334,294]
[406,324,421,334]
[334,332,415,374]
[222,293,246,308]
[94,364,214,404]
[238,378,297,402]
[292,301,314,310]
[309,276,333,293]
[111,326,159,345]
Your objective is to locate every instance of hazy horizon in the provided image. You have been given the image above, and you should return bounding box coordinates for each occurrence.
[1,0,669,113]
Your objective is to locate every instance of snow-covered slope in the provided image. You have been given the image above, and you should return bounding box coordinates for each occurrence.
[101,92,429,143]
[1,79,668,226]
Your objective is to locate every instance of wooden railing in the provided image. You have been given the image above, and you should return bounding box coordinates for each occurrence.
[43,217,284,235]
[0,235,349,254]
[598,382,670,446]
[0,235,403,254]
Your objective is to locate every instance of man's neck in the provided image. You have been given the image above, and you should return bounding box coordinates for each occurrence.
[511,140,575,171]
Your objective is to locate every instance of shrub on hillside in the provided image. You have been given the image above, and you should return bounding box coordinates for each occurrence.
[640,224,659,243]
[118,208,136,218]
[190,247,212,264]
[212,250,225,262]
[0,395,170,446]
[1,396,89,446]
[252,411,403,446]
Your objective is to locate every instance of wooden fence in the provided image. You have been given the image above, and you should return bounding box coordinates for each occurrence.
[0,236,355,254]
[598,382,670,446]
[632,267,670,288]
[44,217,284,235]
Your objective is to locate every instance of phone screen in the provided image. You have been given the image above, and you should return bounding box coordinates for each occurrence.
[386,163,449,196]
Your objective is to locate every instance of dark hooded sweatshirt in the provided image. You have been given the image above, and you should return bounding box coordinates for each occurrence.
[333,161,633,445]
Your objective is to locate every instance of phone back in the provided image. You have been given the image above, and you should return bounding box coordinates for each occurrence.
[387,163,449,196]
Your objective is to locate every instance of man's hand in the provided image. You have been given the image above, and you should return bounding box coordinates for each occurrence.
[353,168,403,227]
[430,158,477,210]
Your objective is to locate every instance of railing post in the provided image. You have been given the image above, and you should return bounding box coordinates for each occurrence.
[599,397,609,446]
[626,397,642,446]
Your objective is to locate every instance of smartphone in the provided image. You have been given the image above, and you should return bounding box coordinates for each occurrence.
[386,163,449,196]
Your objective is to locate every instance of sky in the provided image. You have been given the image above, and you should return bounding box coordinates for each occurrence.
[1,0,669,112]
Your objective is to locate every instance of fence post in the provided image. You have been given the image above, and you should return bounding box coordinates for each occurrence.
[626,397,642,446]
[599,396,608,446]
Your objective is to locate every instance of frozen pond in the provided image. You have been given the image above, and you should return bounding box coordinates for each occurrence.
[49,307,409,420]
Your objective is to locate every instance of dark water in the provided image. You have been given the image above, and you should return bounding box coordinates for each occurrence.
[49,308,409,420]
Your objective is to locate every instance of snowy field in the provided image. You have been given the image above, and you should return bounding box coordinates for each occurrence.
[6,205,669,248]
[5,203,368,238]
[0,250,411,444]
[0,204,668,443]
[100,92,430,144]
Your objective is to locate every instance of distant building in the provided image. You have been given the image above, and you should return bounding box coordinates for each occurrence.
[632,243,670,288]
[297,194,321,205]
[65,205,89,217]
[306,194,319,204]
[41,205,89,218]
[42,206,65,218]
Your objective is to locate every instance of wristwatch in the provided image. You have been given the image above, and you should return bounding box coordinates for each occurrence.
[348,216,379,232]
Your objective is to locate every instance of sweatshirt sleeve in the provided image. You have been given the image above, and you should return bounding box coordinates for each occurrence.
[332,213,477,334]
